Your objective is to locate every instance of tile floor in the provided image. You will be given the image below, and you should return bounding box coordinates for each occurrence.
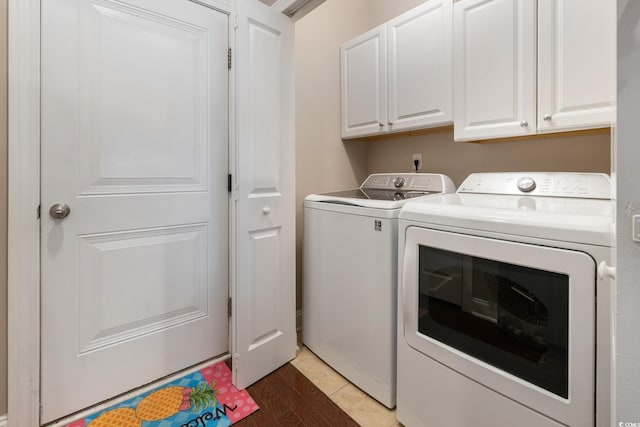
[292,341,400,427]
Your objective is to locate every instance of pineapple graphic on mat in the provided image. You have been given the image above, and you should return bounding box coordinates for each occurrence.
[86,408,141,427]
[136,381,219,421]
[86,381,219,426]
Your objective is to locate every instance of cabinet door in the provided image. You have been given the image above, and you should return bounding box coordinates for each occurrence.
[341,24,387,139]
[453,0,536,142]
[537,0,615,132]
[387,0,453,133]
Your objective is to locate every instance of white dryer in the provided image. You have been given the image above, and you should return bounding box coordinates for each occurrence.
[397,172,614,427]
[303,173,455,408]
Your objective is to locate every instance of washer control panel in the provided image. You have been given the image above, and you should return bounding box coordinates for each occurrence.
[362,173,454,193]
[458,172,611,199]
[393,177,406,188]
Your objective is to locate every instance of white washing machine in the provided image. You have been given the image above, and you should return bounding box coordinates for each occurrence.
[397,172,614,427]
[303,173,455,408]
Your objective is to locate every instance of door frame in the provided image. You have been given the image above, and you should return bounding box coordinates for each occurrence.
[7,0,234,425]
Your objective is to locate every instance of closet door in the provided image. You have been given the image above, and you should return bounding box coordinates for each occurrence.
[537,0,615,132]
[233,0,297,389]
[453,0,536,142]
[387,0,453,132]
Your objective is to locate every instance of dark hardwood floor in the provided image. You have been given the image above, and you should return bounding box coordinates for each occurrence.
[233,363,361,427]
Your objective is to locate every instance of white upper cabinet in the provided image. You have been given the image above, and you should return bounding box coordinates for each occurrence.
[387,0,453,133]
[341,0,453,139]
[453,0,536,142]
[454,0,615,142]
[537,0,615,132]
[341,24,387,138]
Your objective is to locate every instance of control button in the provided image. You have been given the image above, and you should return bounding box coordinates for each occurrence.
[517,176,536,193]
[393,177,405,188]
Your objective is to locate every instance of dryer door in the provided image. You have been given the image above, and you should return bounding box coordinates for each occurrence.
[401,226,595,427]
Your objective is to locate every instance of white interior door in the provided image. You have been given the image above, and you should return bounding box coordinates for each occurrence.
[41,0,229,422]
[233,0,296,389]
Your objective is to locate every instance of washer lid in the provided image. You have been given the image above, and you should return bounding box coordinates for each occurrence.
[305,191,433,210]
[399,193,613,246]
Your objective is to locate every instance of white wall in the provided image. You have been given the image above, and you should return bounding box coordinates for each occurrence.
[615,0,640,422]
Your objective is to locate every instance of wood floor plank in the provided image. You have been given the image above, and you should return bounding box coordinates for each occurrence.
[277,364,361,427]
[233,363,361,427]
[269,369,333,427]
[276,409,307,426]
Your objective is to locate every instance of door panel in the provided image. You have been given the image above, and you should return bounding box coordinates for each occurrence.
[77,225,209,353]
[78,1,210,194]
[41,0,229,422]
[234,0,296,389]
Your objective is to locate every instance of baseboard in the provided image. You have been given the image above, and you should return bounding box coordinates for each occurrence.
[0,414,7,427]
[296,309,303,332]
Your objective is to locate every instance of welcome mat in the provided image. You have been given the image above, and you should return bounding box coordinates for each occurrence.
[66,361,259,427]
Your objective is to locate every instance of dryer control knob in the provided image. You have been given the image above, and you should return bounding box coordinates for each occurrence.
[517,176,536,193]
[393,177,405,188]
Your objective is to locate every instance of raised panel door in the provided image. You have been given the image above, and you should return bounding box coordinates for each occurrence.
[453,0,536,142]
[537,0,615,132]
[40,0,229,421]
[340,24,387,139]
[233,0,296,389]
[387,0,453,132]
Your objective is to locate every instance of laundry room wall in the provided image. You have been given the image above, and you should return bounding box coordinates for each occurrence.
[367,128,612,186]
[0,0,7,416]
[366,0,426,27]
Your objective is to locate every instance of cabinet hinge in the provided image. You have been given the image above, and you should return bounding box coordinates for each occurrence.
[37,205,41,219]
[228,174,232,192]
[228,297,232,318]
[228,48,232,69]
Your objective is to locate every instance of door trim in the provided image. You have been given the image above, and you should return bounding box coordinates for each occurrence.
[7,1,234,425]
[8,0,41,424]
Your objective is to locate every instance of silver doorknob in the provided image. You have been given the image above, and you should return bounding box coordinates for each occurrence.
[543,114,552,121]
[49,203,71,219]
[520,121,528,127]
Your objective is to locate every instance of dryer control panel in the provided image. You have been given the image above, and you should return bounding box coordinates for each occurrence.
[457,172,611,199]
